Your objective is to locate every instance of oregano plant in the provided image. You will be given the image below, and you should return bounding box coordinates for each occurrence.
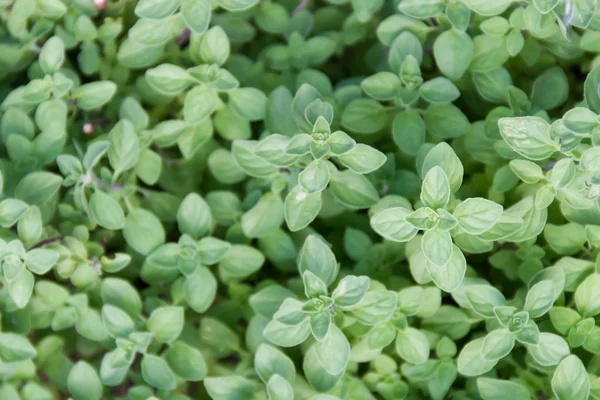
[3,0,600,399]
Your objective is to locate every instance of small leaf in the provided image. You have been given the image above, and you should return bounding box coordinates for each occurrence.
[147,306,184,343]
[89,191,125,230]
[181,0,211,34]
[72,81,117,111]
[395,327,430,364]
[453,198,503,235]
[420,166,451,209]
[68,362,103,400]
[552,355,590,400]
[141,354,176,391]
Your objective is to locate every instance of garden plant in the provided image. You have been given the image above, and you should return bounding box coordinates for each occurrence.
[2,0,600,399]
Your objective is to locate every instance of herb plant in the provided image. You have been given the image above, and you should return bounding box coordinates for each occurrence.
[2,0,600,399]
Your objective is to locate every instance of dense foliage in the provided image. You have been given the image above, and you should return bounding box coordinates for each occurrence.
[3,0,600,399]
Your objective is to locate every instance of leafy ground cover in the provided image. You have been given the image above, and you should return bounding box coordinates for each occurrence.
[1,0,600,399]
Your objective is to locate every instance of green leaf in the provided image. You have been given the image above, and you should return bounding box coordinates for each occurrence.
[575,273,600,317]
[298,235,338,286]
[135,0,180,18]
[422,229,453,267]
[392,110,426,155]
[422,143,464,193]
[327,131,356,155]
[101,305,134,338]
[420,166,451,209]
[465,285,507,318]
[284,186,322,232]
[433,30,473,81]
[370,207,418,242]
[395,327,430,364]
[505,29,524,57]
[550,307,582,335]
[117,40,164,69]
[101,278,142,317]
[446,0,471,31]
[183,85,217,125]
[585,65,600,114]
[217,0,257,11]
[477,378,530,400]
[315,325,350,375]
[453,198,503,235]
[299,160,330,193]
[185,266,217,312]
[123,209,165,255]
[99,349,130,386]
[241,192,284,238]
[361,72,401,101]
[528,332,570,366]
[249,285,294,319]
[89,191,125,230]
[177,193,212,239]
[199,26,230,66]
[108,119,139,178]
[545,223,587,256]
[9,268,34,308]
[341,99,386,134]
[423,104,470,140]
[462,0,512,14]
[307,103,333,130]
[498,116,559,161]
[420,77,460,103]
[39,36,65,75]
[264,318,311,347]
[254,134,297,167]
[531,66,569,110]
[563,107,598,134]
[427,244,466,292]
[181,0,210,34]
[481,329,515,361]
[552,355,590,400]
[15,172,62,205]
[266,86,297,136]
[267,375,294,400]
[166,341,207,381]
[17,206,42,244]
[229,88,268,121]
[273,300,305,327]
[336,144,387,174]
[525,280,555,318]
[218,244,265,281]
[350,290,398,325]
[0,199,29,227]
[24,249,58,274]
[509,160,544,184]
[472,69,512,103]
[129,17,176,46]
[332,275,370,308]
[67,361,103,400]
[147,306,184,343]
[398,0,445,18]
[0,332,36,362]
[457,338,498,377]
[204,376,256,400]
[141,354,176,391]
[329,171,380,209]
[255,344,296,384]
[72,81,117,111]
[146,64,194,96]
[255,3,290,34]
[470,34,509,72]
[389,31,423,72]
